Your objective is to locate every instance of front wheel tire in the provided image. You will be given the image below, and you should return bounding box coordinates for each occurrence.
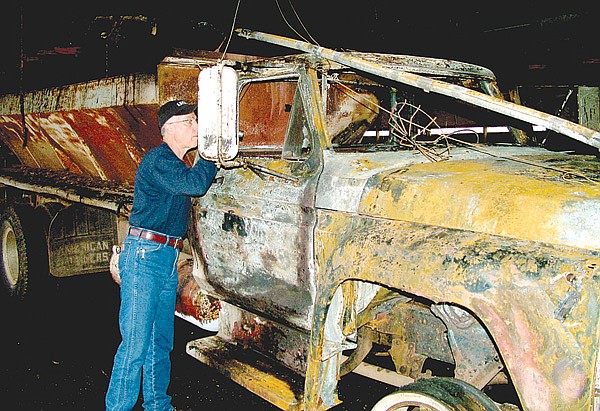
[371,377,501,411]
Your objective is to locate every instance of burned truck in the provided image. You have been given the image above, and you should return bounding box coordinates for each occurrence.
[1,29,600,410]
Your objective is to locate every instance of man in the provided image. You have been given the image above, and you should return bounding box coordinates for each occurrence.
[106,100,217,411]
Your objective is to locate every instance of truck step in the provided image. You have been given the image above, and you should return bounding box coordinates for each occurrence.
[186,335,305,410]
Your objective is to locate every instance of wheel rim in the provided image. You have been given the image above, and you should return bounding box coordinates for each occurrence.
[372,392,453,411]
[371,377,501,411]
[1,220,19,289]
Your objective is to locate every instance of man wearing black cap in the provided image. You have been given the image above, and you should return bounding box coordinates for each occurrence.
[106,100,217,411]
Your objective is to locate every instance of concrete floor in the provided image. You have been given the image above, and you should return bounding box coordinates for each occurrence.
[1,272,394,410]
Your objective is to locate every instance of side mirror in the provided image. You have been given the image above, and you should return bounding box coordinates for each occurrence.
[197,64,239,161]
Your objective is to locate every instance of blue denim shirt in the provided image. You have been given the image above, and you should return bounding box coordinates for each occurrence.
[129,142,217,238]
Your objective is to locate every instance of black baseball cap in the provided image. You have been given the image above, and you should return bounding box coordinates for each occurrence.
[157,100,196,129]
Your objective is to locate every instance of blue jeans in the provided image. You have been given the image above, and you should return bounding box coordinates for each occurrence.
[106,233,180,411]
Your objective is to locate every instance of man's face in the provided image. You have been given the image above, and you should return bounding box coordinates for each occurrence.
[165,112,198,151]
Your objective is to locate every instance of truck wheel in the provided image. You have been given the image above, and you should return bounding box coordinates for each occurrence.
[371,377,500,411]
[0,204,44,299]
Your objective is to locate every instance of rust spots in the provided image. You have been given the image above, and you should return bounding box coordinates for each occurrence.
[176,259,221,324]
[232,316,273,352]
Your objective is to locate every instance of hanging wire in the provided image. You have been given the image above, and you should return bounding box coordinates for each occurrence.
[220,0,318,59]
[274,0,320,45]
[286,0,320,45]
[327,78,449,161]
[275,0,310,43]
[220,0,242,61]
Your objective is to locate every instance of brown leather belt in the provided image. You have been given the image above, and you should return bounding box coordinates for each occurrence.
[128,227,183,250]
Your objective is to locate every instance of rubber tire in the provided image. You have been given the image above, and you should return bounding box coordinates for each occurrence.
[371,377,501,411]
[0,204,46,300]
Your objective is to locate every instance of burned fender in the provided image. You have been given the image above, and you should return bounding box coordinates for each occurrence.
[313,209,600,410]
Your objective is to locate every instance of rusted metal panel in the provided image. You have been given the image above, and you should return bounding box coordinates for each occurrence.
[218,301,310,375]
[157,52,256,106]
[0,74,161,184]
[157,63,201,106]
[158,51,258,106]
[239,81,296,146]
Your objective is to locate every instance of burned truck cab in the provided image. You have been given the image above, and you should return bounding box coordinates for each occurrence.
[182,35,600,411]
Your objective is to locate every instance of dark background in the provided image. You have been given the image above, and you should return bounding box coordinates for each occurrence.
[0,2,597,95]
[0,271,396,410]
[0,3,597,409]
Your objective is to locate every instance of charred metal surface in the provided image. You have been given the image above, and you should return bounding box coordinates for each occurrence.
[325,83,380,145]
[217,302,310,376]
[343,52,497,82]
[191,66,325,332]
[315,148,600,251]
[359,151,600,250]
[187,334,305,411]
[221,210,247,236]
[314,210,600,410]
[0,165,133,211]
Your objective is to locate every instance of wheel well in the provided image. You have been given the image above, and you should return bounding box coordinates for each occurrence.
[331,280,521,408]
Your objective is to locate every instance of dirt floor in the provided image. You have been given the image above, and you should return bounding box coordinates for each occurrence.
[1,272,395,410]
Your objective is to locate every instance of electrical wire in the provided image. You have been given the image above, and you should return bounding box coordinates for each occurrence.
[275,0,320,45]
[275,0,309,43]
[220,0,242,61]
[287,0,320,45]
[327,74,598,182]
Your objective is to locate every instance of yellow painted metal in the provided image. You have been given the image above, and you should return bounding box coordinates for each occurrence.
[360,155,600,250]
[187,336,305,411]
